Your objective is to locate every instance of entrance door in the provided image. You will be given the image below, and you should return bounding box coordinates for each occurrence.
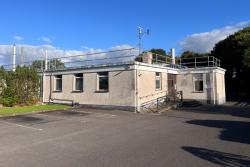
[168,74,177,95]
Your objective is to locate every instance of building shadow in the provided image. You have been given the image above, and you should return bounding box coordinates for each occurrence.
[186,120,250,144]
[179,104,250,119]
[182,146,250,167]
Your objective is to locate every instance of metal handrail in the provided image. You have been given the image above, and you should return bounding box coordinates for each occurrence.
[140,90,183,113]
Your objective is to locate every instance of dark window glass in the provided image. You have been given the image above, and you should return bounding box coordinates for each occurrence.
[55,75,62,91]
[155,72,161,90]
[195,80,203,92]
[193,74,203,92]
[98,72,108,91]
[75,74,83,91]
[156,79,161,89]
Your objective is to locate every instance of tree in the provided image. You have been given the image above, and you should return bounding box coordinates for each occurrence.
[178,51,209,67]
[180,51,209,59]
[32,59,65,70]
[0,66,40,106]
[0,66,6,97]
[211,26,250,98]
[149,48,167,56]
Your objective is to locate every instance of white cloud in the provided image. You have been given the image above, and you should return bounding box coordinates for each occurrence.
[0,44,137,68]
[41,37,52,43]
[179,21,250,53]
[14,36,24,41]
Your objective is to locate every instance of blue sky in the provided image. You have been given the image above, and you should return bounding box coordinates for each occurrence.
[0,0,250,64]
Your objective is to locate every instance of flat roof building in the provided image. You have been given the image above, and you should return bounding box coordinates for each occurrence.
[41,51,226,112]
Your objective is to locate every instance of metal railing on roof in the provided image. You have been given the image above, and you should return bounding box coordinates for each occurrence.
[135,53,221,69]
[1,48,138,72]
[179,56,220,68]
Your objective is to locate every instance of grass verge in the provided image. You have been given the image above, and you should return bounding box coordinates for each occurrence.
[0,104,72,116]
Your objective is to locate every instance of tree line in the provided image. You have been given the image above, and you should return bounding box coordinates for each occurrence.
[0,66,40,107]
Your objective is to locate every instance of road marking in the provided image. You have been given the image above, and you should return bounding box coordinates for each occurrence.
[94,114,117,118]
[0,121,43,131]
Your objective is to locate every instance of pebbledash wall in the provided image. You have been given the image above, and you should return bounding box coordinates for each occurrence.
[42,61,226,112]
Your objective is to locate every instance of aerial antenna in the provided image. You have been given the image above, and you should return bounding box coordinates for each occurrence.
[137,26,149,55]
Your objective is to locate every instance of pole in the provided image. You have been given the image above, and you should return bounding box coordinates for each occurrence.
[138,26,142,56]
[12,44,16,72]
[45,50,48,71]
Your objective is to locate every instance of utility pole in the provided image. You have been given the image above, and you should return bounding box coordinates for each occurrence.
[137,26,149,56]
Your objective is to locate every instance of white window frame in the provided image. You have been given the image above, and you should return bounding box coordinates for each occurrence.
[54,75,62,92]
[155,72,162,90]
[193,74,204,93]
[97,72,109,92]
[73,73,83,92]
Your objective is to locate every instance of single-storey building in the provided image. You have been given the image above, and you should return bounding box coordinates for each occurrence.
[41,51,226,112]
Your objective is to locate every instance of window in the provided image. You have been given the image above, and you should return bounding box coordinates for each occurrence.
[193,74,204,92]
[54,75,62,92]
[155,72,162,90]
[74,73,83,91]
[97,72,109,91]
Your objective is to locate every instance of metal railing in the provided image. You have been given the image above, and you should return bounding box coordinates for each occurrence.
[135,53,220,69]
[179,56,220,68]
[140,90,183,113]
[1,48,138,72]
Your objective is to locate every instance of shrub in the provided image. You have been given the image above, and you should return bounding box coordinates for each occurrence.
[0,66,40,107]
[0,97,17,107]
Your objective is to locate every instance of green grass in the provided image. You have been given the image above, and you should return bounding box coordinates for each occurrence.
[0,104,72,116]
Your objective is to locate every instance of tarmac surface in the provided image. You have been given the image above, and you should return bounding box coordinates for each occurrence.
[0,105,249,167]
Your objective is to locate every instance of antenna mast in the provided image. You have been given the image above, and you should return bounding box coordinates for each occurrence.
[137,26,149,55]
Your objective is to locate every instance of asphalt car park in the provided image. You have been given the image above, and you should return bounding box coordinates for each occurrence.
[0,106,249,167]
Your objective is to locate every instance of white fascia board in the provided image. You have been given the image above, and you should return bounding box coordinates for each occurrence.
[44,65,134,76]
[133,62,178,73]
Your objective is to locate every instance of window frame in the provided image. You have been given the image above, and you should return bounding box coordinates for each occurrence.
[73,73,83,92]
[193,74,204,93]
[96,72,109,92]
[54,75,62,92]
[155,72,162,90]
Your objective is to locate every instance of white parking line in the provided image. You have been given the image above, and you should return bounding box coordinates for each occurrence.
[0,121,43,131]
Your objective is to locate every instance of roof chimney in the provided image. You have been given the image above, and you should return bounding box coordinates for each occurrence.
[171,48,175,64]
[142,52,153,64]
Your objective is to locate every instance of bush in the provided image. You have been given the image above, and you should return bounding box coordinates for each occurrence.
[0,66,40,107]
[0,97,17,107]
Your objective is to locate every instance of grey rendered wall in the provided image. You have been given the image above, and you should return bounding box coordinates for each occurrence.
[137,70,168,105]
[43,70,136,110]
[176,68,226,105]
[215,72,226,104]
[176,73,211,103]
